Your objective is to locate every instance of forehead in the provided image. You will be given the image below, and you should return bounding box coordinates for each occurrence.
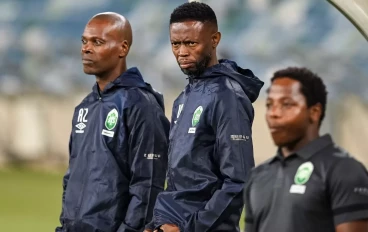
[83,19,115,39]
[170,21,209,40]
[267,77,303,99]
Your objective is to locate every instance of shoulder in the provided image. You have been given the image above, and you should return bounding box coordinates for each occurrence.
[206,77,254,121]
[204,76,239,93]
[317,144,361,168]
[120,87,160,110]
[247,159,274,182]
[314,144,367,181]
[206,76,252,105]
[330,148,366,173]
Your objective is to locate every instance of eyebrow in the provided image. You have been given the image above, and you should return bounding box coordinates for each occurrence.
[81,36,104,40]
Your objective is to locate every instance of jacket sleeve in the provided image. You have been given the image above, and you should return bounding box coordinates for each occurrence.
[117,101,170,232]
[183,91,255,232]
[55,133,72,232]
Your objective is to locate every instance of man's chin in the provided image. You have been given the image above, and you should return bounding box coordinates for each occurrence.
[83,68,97,75]
[180,68,198,76]
[272,137,289,148]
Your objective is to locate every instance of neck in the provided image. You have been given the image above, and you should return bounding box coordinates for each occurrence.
[207,54,219,68]
[281,130,319,157]
[96,63,127,91]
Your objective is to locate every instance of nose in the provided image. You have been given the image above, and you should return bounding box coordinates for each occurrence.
[81,42,92,54]
[267,105,282,118]
[178,44,189,57]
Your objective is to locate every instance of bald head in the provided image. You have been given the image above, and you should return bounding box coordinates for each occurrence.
[89,12,133,46]
[81,12,133,80]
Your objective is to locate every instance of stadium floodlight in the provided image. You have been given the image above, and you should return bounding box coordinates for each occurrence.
[328,0,368,41]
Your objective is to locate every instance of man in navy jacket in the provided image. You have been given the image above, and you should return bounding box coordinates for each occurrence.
[55,12,170,232]
[149,2,264,232]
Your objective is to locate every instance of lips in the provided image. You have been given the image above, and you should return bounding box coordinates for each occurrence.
[82,59,94,64]
[179,61,194,69]
[269,126,285,133]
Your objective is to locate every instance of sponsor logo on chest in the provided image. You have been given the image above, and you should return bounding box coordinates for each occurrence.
[289,161,314,194]
[188,106,203,134]
[101,109,118,137]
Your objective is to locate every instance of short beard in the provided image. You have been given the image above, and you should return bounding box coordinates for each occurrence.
[180,53,212,77]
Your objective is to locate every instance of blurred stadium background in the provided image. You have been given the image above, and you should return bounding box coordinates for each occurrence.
[0,0,367,231]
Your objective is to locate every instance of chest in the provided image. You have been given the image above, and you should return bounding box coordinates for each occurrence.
[249,161,330,219]
[71,98,125,152]
[170,89,213,141]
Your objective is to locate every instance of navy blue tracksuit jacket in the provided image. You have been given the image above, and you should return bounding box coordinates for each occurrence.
[153,59,264,232]
[56,67,170,232]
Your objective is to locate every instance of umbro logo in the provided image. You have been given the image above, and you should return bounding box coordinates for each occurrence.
[75,123,86,133]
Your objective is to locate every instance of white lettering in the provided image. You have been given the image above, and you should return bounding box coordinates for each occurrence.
[230,135,249,141]
[177,104,184,118]
[82,108,88,122]
[188,127,196,133]
[290,184,306,194]
[144,154,161,160]
[77,108,84,122]
[101,129,114,137]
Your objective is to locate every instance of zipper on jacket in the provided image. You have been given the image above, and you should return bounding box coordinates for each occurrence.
[167,84,193,191]
[97,87,102,101]
[75,96,101,219]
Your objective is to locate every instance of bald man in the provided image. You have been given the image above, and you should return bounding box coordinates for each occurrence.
[55,12,170,232]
